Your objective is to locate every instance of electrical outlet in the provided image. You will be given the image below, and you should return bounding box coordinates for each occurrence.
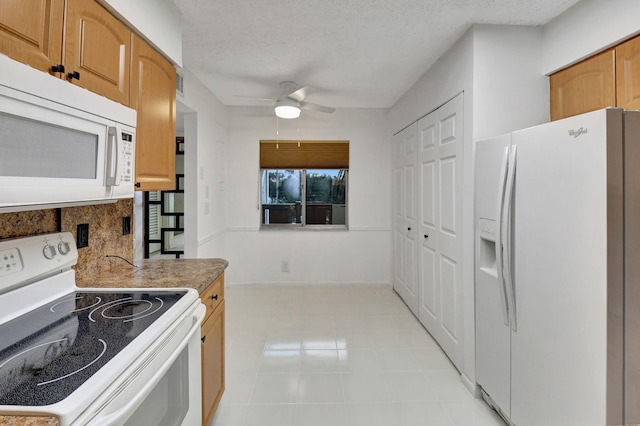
[77,224,89,248]
[281,260,289,273]
[122,216,131,235]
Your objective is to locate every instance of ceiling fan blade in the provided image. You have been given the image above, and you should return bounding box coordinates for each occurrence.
[233,95,275,102]
[300,101,335,114]
[287,86,312,102]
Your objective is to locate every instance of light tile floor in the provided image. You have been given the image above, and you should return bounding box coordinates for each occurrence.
[211,285,506,426]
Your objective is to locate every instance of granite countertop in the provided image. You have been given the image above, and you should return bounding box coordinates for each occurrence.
[0,418,58,426]
[1,258,228,426]
[76,258,228,294]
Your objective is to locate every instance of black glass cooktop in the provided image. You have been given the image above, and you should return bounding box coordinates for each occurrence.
[0,290,186,406]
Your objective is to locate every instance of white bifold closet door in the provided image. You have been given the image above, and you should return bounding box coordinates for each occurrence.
[393,94,464,370]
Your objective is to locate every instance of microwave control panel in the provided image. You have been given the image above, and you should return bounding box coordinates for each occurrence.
[120,131,134,183]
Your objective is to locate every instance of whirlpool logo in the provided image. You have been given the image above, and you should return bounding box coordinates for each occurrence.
[568,127,588,138]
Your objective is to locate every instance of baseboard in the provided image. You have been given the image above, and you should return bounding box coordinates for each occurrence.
[461,373,481,398]
[225,281,392,288]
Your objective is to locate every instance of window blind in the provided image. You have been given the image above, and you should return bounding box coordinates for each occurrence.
[260,140,349,169]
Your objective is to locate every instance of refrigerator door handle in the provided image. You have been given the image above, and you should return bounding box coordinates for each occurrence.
[502,145,517,331]
[495,146,510,326]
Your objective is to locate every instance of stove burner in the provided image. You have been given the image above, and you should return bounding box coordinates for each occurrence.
[38,339,107,386]
[88,297,132,322]
[87,297,166,323]
[0,338,70,372]
[50,295,102,314]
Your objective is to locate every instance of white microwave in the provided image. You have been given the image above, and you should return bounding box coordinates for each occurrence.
[0,54,136,213]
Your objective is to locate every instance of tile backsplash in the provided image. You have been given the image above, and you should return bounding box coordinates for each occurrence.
[0,200,134,282]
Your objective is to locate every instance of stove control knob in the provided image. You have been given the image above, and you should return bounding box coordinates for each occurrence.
[58,241,71,255]
[43,244,57,260]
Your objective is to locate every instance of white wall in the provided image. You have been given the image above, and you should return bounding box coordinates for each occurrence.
[542,0,640,74]
[224,107,391,286]
[390,24,547,388]
[391,28,475,386]
[178,67,228,259]
[473,25,548,139]
[470,24,548,385]
[390,32,474,133]
[99,0,182,65]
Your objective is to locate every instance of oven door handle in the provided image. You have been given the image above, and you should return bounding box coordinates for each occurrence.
[88,304,205,426]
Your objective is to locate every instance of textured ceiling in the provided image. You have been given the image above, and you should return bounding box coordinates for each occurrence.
[173,0,581,110]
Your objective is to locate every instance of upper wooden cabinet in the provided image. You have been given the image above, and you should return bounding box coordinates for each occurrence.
[550,34,640,121]
[549,49,615,121]
[0,0,64,75]
[616,36,640,110]
[131,34,176,191]
[64,0,131,105]
[1,1,176,191]
[0,0,130,106]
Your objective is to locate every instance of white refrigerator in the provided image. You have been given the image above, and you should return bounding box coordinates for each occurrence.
[475,107,640,425]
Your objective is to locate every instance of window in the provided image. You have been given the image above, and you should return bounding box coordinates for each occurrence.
[259,140,349,228]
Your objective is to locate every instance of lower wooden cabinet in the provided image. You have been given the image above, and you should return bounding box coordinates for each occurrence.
[200,275,225,425]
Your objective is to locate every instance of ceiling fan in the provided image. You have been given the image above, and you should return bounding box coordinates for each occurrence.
[235,81,336,119]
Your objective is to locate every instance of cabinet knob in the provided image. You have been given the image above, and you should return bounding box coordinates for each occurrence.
[424,234,429,239]
[51,64,65,73]
[67,71,80,80]
[407,227,411,231]
[135,182,141,188]
[211,294,218,301]
[201,336,206,343]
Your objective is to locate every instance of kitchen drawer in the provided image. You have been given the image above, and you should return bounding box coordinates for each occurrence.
[201,273,224,320]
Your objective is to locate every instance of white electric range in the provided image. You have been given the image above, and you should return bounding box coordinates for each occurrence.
[0,232,205,425]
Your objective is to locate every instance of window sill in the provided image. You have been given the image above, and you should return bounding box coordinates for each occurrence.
[260,225,349,231]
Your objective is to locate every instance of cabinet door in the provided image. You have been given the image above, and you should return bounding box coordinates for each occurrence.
[549,49,615,121]
[201,300,225,426]
[616,35,640,109]
[0,0,64,74]
[64,0,131,105]
[131,34,176,191]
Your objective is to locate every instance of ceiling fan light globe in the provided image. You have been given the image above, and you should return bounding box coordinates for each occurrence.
[275,105,301,119]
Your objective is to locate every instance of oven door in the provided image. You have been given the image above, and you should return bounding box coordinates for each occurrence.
[78,303,205,426]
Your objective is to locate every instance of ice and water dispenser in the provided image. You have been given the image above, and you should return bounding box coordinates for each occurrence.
[478,218,498,277]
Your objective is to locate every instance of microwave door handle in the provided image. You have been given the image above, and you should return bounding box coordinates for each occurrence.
[106,126,122,186]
